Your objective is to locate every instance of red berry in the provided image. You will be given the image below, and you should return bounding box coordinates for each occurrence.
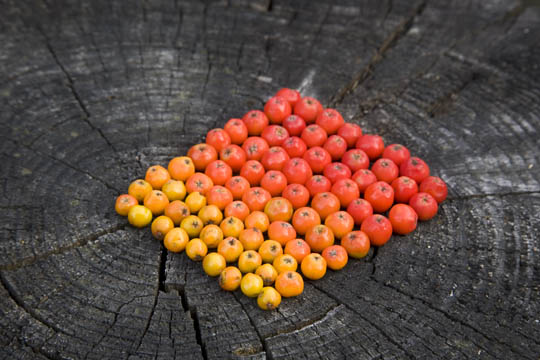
[342,149,370,173]
[382,144,410,166]
[281,158,313,185]
[337,123,362,148]
[323,135,347,161]
[356,134,384,161]
[303,147,332,173]
[352,169,378,194]
[400,157,430,184]
[294,97,323,124]
[419,176,448,203]
[371,158,399,184]
[282,136,307,158]
[316,108,344,135]
[305,175,332,197]
[391,176,418,203]
[261,125,289,147]
[347,198,373,226]
[301,124,328,148]
[409,192,438,221]
[264,96,292,124]
[388,204,418,235]
[323,162,352,184]
[275,88,301,107]
[242,110,269,136]
[282,114,306,136]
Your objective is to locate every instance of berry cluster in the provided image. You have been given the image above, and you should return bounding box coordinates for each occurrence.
[114,88,448,310]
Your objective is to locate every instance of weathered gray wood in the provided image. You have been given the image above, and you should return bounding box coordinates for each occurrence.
[1,0,539,359]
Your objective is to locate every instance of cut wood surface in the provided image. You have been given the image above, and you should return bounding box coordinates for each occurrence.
[1,0,539,359]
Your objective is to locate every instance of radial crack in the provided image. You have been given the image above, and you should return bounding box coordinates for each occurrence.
[327,0,427,107]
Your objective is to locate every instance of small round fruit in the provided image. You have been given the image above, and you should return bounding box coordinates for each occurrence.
[305,224,335,253]
[188,143,218,171]
[202,252,227,277]
[217,237,244,262]
[346,198,373,226]
[352,169,378,194]
[311,192,340,220]
[261,147,290,171]
[281,158,312,185]
[264,197,293,222]
[220,216,244,238]
[185,173,214,195]
[341,149,370,173]
[180,215,204,238]
[391,176,418,203]
[409,192,438,221]
[275,271,304,297]
[264,96,292,124]
[219,266,242,291]
[151,215,174,240]
[282,115,306,136]
[127,205,153,228]
[219,144,247,172]
[364,181,395,213]
[224,200,250,221]
[242,137,269,162]
[291,207,321,235]
[316,108,344,135]
[341,231,370,259]
[206,185,233,210]
[301,124,328,148]
[239,227,264,251]
[371,158,399,184]
[164,200,190,225]
[185,191,206,213]
[244,211,270,232]
[242,187,272,212]
[128,179,153,202]
[300,253,327,280]
[383,144,410,166]
[323,135,347,161]
[284,239,311,263]
[337,123,362,148]
[356,134,384,161]
[331,178,360,207]
[198,204,223,225]
[225,176,251,201]
[240,273,264,297]
[240,160,266,186]
[164,228,189,253]
[238,250,262,273]
[305,175,332,197]
[261,125,289,146]
[168,156,195,181]
[145,165,171,190]
[205,160,233,186]
[294,97,323,124]
[200,224,224,248]
[267,221,297,246]
[224,118,248,145]
[324,211,354,239]
[242,110,269,136]
[205,128,231,152]
[400,157,430,184]
[273,254,298,273]
[257,287,282,310]
[255,264,278,286]
[282,136,307,158]
[260,170,288,197]
[144,190,170,216]
[322,245,348,271]
[276,88,301,107]
[361,214,393,247]
[419,176,448,203]
[115,194,138,216]
[161,180,187,201]
[323,162,351,184]
[303,147,332,173]
[258,240,283,263]
[389,204,418,235]
[185,238,208,261]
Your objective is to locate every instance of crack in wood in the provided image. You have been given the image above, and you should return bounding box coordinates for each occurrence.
[0,224,126,271]
[38,29,119,155]
[231,292,267,359]
[311,282,416,359]
[372,279,532,359]
[327,0,427,108]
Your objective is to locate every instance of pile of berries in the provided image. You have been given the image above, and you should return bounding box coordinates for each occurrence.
[114,88,448,310]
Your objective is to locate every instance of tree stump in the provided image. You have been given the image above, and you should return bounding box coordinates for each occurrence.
[1,0,539,359]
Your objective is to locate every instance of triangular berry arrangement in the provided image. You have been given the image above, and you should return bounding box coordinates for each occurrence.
[115,88,447,310]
